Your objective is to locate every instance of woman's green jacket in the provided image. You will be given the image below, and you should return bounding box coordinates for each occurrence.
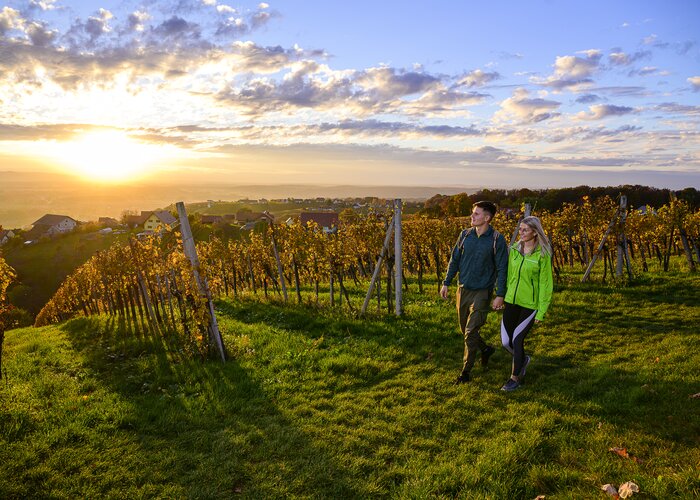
[504,244,553,321]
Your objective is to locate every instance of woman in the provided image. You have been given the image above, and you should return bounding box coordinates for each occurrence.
[499,216,553,391]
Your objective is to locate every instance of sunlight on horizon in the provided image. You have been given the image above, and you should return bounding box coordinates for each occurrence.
[48,130,181,183]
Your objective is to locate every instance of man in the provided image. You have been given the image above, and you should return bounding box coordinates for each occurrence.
[440,201,508,384]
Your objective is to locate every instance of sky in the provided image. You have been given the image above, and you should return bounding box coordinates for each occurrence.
[1,0,699,189]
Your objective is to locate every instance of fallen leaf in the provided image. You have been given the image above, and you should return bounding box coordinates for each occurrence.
[654,357,659,363]
[690,392,700,399]
[609,447,630,459]
[619,481,639,498]
[535,496,546,500]
[601,483,619,498]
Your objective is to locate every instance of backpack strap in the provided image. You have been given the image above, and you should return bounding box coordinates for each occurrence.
[458,227,474,253]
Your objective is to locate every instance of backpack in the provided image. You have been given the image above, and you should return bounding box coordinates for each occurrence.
[457,227,500,258]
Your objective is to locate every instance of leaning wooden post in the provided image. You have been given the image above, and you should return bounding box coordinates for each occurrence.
[394,199,403,316]
[265,212,288,303]
[616,196,628,278]
[361,219,394,316]
[510,203,532,245]
[582,205,621,282]
[176,202,226,362]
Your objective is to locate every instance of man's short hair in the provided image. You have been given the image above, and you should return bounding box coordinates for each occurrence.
[473,200,497,219]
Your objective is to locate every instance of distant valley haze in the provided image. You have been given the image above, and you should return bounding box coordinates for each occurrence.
[0,170,476,228]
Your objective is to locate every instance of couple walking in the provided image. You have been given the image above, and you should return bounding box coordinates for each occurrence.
[439,201,553,391]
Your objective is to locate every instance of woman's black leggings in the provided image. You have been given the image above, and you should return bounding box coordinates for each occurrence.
[500,303,537,378]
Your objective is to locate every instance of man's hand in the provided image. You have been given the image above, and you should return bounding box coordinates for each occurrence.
[492,296,504,310]
[440,284,449,299]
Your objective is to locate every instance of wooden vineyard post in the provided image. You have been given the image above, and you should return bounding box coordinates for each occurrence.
[582,196,628,282]
[361,219,395,316]
[265,212,288,302]
[176,202,226,362]
[510,203,532,245]
[616,195,632,279]
[394,199,403,316]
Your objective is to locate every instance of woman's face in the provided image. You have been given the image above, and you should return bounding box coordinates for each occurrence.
[519,223,537,243]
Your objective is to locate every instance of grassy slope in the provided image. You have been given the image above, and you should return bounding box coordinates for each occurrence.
[3,230,131,316]
[1,268,699,499]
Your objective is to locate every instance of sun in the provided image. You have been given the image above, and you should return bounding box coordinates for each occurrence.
[54,130,170,182]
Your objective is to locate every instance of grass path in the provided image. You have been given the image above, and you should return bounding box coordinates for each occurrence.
[1,270,699,498]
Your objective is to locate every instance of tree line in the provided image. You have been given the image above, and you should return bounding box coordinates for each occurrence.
[420,185,700,217]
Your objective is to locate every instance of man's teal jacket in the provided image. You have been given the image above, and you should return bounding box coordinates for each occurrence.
[443,225,508,296]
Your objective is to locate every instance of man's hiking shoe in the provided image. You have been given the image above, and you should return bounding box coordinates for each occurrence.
[500,378,520,392]
[481,345,496,367]
[454,372,471,385]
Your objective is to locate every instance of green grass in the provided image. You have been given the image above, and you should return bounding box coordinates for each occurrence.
[1,266,699,498]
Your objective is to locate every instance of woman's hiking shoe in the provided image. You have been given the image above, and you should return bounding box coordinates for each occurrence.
[481,345,496,367]
[500,378,520,391]
[519,355,531,378]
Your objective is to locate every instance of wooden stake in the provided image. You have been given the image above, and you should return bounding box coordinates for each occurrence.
[176,202,226,362]
[394,199,403,316]
[361,219,394,315]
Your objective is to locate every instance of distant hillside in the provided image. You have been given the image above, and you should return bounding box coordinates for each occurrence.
[3,229,131,319]
[0,171,473,228]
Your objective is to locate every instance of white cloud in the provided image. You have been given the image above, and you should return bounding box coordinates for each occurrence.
[217,5,236,14]
[29,0,58,10]
[495,88,561,123]
[457,69,500,88]
[531,50,602,90]
[576,104,635,120]
[0,7,23,34]
[689,76,700,91]
[554,50,602,79]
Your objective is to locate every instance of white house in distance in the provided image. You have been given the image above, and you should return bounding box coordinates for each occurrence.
[143,210,177,232]
[0,229,15,245]
[29,214,78,238]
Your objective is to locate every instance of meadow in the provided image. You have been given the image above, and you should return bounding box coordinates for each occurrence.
[1,263,698,499]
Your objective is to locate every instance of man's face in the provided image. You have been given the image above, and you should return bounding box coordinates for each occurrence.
[471,206,490,226]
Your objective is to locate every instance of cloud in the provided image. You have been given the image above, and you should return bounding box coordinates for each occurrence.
[401,88,489,116]
[576,104,636,120]
[689,76,700,92]
[0,7,23,35]
[26,21,56,46]
[608,49,651,66]
[29,0,59,11]
[655,102,700,116]
[457,69,500,88]
[495,88,561,123]
[531,50,602,90]
[554,50,602,79]
[576,94,601,104]
[355,67,440,99]
[127,11,150,32]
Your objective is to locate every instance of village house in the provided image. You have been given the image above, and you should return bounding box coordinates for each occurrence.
[125,211,177,232]
[143,211,177,232]
[25,214,78,240]
[0,229,15,245]
[300,211,339,234]
[98,216,119,227]
[236,210,266,223]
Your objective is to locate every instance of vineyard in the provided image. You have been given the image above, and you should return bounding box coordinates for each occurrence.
[30,195,699,359]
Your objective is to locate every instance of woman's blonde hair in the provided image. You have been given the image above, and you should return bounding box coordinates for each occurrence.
[516,216,552,256]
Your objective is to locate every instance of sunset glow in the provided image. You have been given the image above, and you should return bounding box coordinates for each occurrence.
[51,131,171,182]
[0,0,698,188]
